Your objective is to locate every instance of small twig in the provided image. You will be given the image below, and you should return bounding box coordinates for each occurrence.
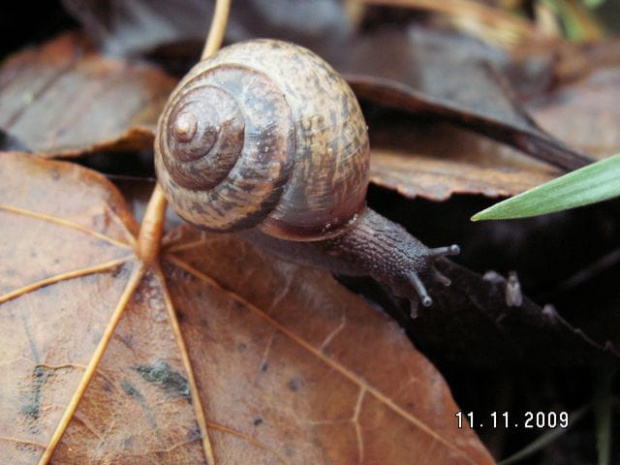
[137,185,169,263]
[202,0,232,60]
[138,0,231,264]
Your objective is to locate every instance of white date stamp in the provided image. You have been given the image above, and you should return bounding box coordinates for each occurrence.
[456,411,569,429]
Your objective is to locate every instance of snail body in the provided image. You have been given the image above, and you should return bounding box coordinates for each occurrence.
[155,39,458,309]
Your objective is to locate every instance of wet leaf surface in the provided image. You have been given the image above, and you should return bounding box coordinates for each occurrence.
[364,41,620,201]
[2,28,606,205]
[529,65,620,158]
[162,228,495,464]
[0,152,494,463]
[368,118,562,201]
[52,6,594,172]
[0,31,574,203]
[2,29,602,205]
[61,0,351,59]
[334,27,593,171]
[0,33,176,157]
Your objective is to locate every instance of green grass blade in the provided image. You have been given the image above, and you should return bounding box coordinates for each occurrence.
[472,154,620,221]
[497,406,588,465]
[595,368,616,465]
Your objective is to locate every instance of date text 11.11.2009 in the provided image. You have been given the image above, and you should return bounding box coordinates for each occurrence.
[455,411,569,429]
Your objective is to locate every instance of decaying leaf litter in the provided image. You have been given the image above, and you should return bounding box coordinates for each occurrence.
[1,0,619,463]
[0,151,495,463]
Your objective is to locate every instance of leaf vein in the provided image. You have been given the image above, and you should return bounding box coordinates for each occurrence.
[165,254,478,464]
[0,256,133,305]
[0,204,135,249]
[37,261,142,465]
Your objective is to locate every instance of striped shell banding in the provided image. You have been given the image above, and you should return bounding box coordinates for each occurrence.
[155,39,370,241]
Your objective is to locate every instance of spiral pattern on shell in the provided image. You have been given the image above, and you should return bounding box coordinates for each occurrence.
[155,39,370,240]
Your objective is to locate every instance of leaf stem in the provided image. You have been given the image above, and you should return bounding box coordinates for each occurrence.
[38,263,145,465]
[155,264,217,465]
[138,0,232,264]
[202,0,232,60]
[138,185,168,264]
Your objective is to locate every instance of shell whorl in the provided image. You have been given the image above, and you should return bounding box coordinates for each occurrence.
[155,39,370,240]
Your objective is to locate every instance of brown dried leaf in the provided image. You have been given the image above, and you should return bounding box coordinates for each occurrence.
[364,39,620,201]
[530,65,620,158]
[0,152,493,464]
[369,119,561,200]
[0,31,588,204]
[336,27,592,171]
[62,0,351,59]
[0,33,176,157]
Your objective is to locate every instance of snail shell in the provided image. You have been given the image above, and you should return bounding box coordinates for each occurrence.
[155,39,370,240]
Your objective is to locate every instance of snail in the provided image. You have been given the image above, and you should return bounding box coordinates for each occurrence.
[155,39,459,312]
